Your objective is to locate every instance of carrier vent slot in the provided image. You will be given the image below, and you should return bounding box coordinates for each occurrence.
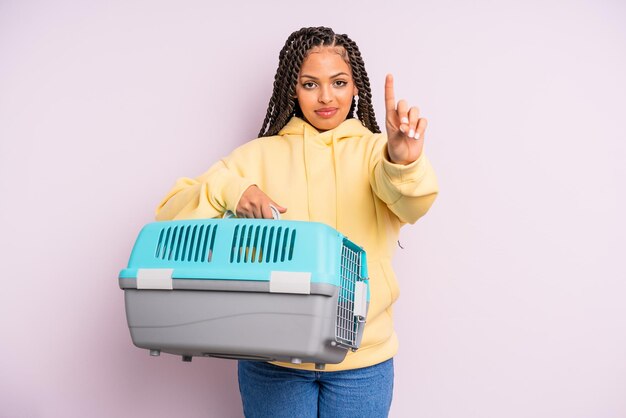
[229,224,296,263]
[154,224,217,263]
[335,241,362,348]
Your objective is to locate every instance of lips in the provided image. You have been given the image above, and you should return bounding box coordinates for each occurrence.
[314,108,338,118]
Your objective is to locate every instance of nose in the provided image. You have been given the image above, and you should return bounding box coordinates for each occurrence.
[318,85,333,104]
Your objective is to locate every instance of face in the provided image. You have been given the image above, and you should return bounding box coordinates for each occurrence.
[295,47,358,131]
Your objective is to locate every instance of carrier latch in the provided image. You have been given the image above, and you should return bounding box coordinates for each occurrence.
[353,280,368,319]
[136,268,174,290]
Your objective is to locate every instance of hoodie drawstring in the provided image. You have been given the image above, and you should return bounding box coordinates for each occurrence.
[331,135,339,231]
[302,125,313,222]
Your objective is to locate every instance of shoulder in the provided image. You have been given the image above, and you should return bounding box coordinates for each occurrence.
[225,134,288,162]
[231,134,281,152]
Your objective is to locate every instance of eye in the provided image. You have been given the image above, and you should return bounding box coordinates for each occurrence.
[333,80,348,87]
[302,81,317,89]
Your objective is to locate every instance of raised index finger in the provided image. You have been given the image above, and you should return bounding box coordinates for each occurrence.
[385,73,396,113]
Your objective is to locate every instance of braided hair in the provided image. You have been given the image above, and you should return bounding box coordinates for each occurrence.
[258,27,381,137]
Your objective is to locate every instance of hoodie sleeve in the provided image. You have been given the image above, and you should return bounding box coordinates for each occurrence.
[369,135,439,224]
[155,155,256,221]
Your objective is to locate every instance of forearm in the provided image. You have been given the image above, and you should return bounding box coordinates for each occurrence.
[370,148,439,224]
[155,161,254,221]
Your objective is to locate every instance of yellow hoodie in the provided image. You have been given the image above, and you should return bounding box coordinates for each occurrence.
[156,117,438,371]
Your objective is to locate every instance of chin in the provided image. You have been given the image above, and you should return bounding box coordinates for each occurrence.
[315,121,341,131]
[307,115,348,132]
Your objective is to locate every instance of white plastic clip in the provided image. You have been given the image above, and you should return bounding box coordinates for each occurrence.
[269,271,311,294]
[353,281,368,319]
[137,268,174,290]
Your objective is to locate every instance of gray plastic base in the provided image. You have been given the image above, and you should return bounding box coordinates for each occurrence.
[124,288,349,365]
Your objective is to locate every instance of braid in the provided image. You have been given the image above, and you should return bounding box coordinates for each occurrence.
[334,34,381,133]
[259,27,381,137]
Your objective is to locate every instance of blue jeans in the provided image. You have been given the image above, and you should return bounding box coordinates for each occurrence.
[237,359,394,418]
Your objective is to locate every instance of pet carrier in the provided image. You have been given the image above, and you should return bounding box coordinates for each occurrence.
[119,218,369,369]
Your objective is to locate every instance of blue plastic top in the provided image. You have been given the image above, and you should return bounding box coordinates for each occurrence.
[119,219,368,289]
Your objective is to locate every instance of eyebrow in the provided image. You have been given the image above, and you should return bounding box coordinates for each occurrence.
[300,72,351,80]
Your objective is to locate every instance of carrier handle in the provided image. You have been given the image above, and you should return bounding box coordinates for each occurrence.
[222,205,281,220]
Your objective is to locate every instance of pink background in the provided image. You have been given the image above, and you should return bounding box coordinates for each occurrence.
[1,1,625,417]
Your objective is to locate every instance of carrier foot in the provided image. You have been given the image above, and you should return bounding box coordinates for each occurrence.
[182,355,192,362]
[291,357,302,364]
[315,363,326,370]
[149,350,160,356]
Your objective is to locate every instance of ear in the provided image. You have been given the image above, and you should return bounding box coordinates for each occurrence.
[353,86,358,96]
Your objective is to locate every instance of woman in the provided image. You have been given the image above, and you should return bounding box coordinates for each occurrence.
[156,26,438,418]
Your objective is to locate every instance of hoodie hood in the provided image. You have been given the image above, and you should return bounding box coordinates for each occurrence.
[278,116,373,144]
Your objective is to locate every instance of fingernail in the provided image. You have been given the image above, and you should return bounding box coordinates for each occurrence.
[401,117,409,124]
[409,129,415,137]
[399,126,406,133]
[414,132,420,140]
